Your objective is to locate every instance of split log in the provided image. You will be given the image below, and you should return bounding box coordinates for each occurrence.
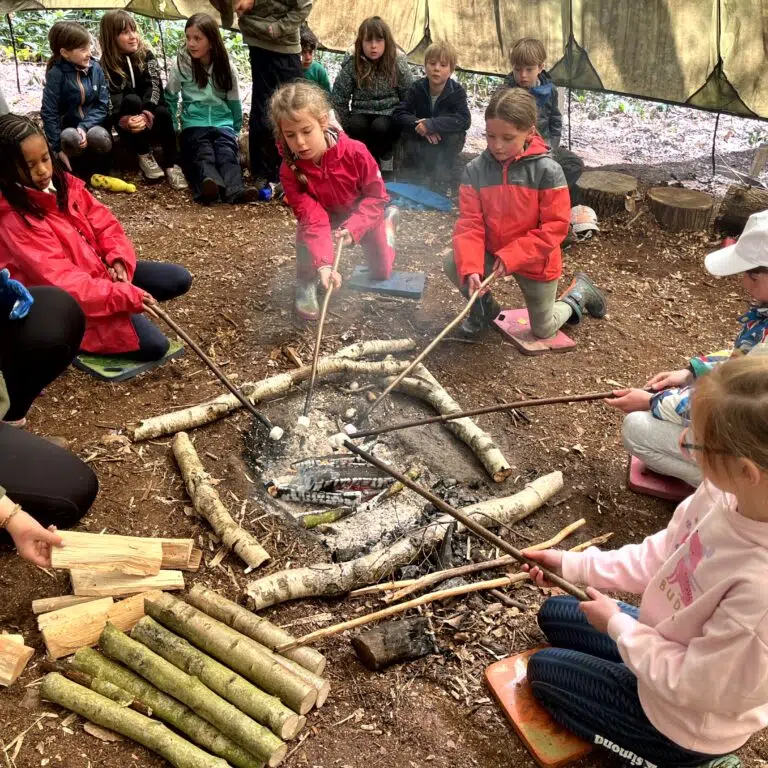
[100,623,288,766]
[186,585,326,676]
[133,338,417,441]
[132,617,304,740]
[0,634,34,686]
[73,648,263,768]
[180,548,203,572]
[390,365,512,483]
[245,471,563,611]
[51,532,163,576]
[351,617,436,671]
[576,170,638,217]
[647,187,714,232]
[32,595,101,615]
[173,432,269,571]
[40,672,230,768]
[144,593,318,715]
[70,570,184,597]
[717,184,768,233]
[155,539,195,568]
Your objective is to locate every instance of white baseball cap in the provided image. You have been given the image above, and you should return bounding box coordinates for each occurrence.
[705,209,768,276]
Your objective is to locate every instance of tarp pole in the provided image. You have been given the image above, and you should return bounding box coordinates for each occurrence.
[156,18,168,79]
[711,111,721,176]
[567,87,572,149]
[6,14,21,94]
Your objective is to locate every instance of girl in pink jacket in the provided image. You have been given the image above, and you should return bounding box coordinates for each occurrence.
[526,354,768,768]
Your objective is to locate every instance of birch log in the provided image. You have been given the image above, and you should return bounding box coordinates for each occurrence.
[245,471,563,611]
[173,432,269,570]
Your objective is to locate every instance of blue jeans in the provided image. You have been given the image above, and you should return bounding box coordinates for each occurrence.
[529,596,721,767]
[180,126,243,202]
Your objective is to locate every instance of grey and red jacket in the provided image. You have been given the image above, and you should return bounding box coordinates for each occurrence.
[453,133,569,283]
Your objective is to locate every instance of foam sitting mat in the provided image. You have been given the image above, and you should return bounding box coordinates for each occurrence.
[627,456,696,502]
[347,265,426,298]
[384,182,452,212]
[485,648,592,768]
[73,340,184,382]
[494,309,577,355]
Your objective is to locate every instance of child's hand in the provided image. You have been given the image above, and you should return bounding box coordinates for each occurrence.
[6,510,63,568]
[646,368,693,390]
[579,587,621,634]
[234,0,255,14]
[334,228,353,246]
[492,258,507,279]
[77,128,88,148]
[57,151,72,171]
[604,388,653,413]
[318,266,342,291]
[141,291,158,307]
[467,273,483,296]
[415,120,429,137]
[111,260,129,282]
[128,115,146,133]
[521,549,564,588]
[426,133,442,144]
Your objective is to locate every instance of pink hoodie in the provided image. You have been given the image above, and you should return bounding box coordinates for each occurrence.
[560,481,768,754]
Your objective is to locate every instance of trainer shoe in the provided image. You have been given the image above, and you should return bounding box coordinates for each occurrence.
[267,181,284,201]
[165,165,188,190]
[230,186,261,204]
[559,271,607,324]
[295,279,320,321]
[138,152,165,181]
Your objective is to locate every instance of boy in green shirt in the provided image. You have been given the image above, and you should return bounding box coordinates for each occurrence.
[300,24,330,93]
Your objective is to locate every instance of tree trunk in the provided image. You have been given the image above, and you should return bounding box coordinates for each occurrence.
[100,623,288,766]
[72,648,262,768]
[40,672,231,768]
[351,617,436,671]
[245,471,563,611]
[647,187,714,232]
[186,585,326,676]
[173,432,269,571]
[131,617,304,740]
[716,184,768,234]
[576,171,638,217]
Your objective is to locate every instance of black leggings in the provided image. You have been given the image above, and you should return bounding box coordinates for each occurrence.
[117,94,178,168]
[346,113,400,162]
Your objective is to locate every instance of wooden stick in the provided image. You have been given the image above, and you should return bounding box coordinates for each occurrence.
[569,532,614,552]
[342,441,589,601]
[350,390,617,439]
[349,579,417,597]
[145,302,279,438]
[302,239,344,420]
[363,272,497,418]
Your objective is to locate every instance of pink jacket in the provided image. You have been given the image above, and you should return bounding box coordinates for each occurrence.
[561,482,768,754]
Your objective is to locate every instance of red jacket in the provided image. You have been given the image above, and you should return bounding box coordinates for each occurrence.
[0,175,145,353]
[280,131,389,270]
[453,134,570,283]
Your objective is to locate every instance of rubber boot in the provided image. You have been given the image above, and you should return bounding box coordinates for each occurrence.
[460,292,501,335]
[295,279,319,321]
[696,757,741,768]
[559,271,607,324]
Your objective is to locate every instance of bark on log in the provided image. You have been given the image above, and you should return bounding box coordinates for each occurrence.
[576,170,638,217]
[40,673,231,768]
[716,184,768,233]
[133,339,416,441]
[32,596,102,615]
[390,366,512,483]
[100,623,287,766]
[173,432,269,571]
[73,648,263,768]
[144,593,318,715]
[0,634,34,686]
[187,585,326,676]
[132,617,305,740]
[245,471,563,611]
[647,187,714,232]
[351,617,436,671]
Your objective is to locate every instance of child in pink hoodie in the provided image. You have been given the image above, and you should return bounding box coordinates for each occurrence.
[525,353,768,768]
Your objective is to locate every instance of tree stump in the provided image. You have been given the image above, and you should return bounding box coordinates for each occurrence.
[576,171,638,217]
[647,187,714,233]
[716,184,768,234]
[351,617,437,671]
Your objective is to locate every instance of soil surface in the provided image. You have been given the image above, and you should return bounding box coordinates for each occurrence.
[2,172,768,768]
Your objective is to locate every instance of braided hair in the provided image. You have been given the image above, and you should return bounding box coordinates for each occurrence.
[0,114,69,219]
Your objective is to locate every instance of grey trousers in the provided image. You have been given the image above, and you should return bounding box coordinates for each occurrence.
[443,251,572,338]
[622,411,702,487]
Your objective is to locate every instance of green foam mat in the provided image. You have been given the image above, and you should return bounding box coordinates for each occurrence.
[73,339,184,382]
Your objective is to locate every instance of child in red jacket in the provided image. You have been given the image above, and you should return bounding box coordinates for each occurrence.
[0,114,191,360]
[270,80,396,320]
[446,88,606,336]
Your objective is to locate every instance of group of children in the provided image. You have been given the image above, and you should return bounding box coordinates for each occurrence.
[2,10,768,768]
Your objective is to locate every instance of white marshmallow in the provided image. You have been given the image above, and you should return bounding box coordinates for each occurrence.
[343,423,358,435]
[269,426,284,441]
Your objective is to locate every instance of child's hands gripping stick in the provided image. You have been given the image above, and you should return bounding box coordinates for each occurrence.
[318,266,342,291]
[605,388,654,413]
[579,587,621,634]
[334,228,353,246]
[646,368,694,390]
[521,548,564,588]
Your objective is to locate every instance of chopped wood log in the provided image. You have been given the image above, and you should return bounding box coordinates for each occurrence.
[73,648,263,768]
[180,548,203,572]
[155,539,195,568]
[647,187,714,232]
[0,634,34,686]
[32,595,102,615]
[100,623,288,766]
[576,170,638,217]
[40,673,231,768]
[70,570,184,597]
[144,593,320,714]
[716,184,768,234]
[245,472,563,611]
[187,585,326,676]
[132,617,304,740]
[172,433,269,571]
[133,338,417,440]
[51,532,163,576]
[351,617,436,671]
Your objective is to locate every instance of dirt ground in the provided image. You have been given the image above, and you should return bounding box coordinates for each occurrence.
[1,175,767,768]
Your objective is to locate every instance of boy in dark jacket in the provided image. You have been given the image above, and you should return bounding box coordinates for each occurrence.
[503,37,583,194]
[393,41,470,194]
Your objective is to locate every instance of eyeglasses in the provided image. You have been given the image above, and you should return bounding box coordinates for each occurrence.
[679,427,735,462]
